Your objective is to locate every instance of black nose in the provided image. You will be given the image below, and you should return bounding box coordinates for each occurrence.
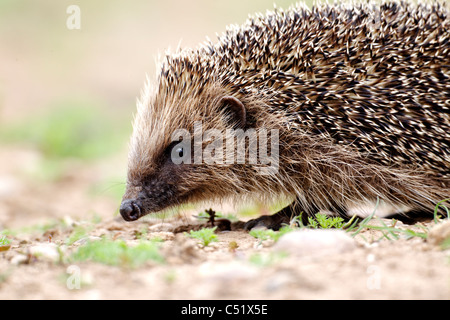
[120,199,142,221]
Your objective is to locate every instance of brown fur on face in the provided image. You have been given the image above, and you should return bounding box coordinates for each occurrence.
[121,80,289,219]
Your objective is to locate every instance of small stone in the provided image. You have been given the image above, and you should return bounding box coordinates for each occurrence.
[148,223,174,232]
[261,239,275,247]
[63,215,79,227]
[148,231,175,241]
[427,220,450,247]
[162,233,200,264]
[273,229,356,258]
[10,253,28,265]
[28,243,61,262]
[0,244,11,252]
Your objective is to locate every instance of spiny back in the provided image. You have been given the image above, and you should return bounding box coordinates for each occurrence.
[157,0,450,178]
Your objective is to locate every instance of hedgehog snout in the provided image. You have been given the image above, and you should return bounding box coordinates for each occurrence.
[119,199,143,221]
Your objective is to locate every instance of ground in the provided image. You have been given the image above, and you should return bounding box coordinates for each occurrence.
[0,1,449,301]
[0,147,449,300]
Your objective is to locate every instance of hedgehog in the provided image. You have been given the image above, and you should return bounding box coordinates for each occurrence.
[119,0,449,230]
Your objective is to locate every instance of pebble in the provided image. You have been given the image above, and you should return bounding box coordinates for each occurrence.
[148,223,175,232]
[162,233,199,264]
[273,229,357,258]
[10,254,28,265]
[28,243,61,262]
[148,231,175,241]
[62,215,80,227]
[427,220,450,247]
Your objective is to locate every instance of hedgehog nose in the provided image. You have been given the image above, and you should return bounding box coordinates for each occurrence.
[120,199,142,221]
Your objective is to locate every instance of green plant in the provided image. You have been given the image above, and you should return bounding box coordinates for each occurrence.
[433,198,450,223]
[249,225,293,242]
[0,235,10,246]
[65,224,95,245]
[249,229,277,241]
[1,102,130,160]
[249,212,350,243]
[287,198,448,242]
[361,218,427,241]
[441,237,450,250]
[70,238,164,268]
[186,227,218,246]
[249,252,288,267]
[249,213,351,243]
[307,213,345,229]
[348,199,428,241]
[0,235,11,252]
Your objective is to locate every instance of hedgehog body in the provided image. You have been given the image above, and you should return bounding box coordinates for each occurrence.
[120,0,449,225]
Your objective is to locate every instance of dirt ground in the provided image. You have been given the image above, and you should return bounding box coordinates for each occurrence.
[0,1,449,301]
[0,146,449,300]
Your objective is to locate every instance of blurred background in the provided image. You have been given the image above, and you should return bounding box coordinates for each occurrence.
[0,0,311,229]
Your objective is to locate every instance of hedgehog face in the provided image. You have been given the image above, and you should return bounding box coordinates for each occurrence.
[120,85,251,221]
[120,141,196,221]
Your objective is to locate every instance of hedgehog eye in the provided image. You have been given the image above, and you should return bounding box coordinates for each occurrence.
[175,146,184,158]
[169,141,190,164]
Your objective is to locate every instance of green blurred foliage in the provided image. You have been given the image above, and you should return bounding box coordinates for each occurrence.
[71,238,165,268]
[0,100,130,160]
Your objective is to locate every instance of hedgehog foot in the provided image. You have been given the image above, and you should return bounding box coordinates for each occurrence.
[244,212,290,231]
[244,201,304,231]
[385,208,440,225]
[244,200,349,231]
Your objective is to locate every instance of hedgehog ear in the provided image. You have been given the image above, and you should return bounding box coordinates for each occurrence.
[219,96,246,129]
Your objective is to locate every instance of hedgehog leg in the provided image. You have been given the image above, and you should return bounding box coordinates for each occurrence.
[244,199,348,231]
[385,208,448,225]
[243,203,297,231]
[385,209,432,224]
[384,199,449,224]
